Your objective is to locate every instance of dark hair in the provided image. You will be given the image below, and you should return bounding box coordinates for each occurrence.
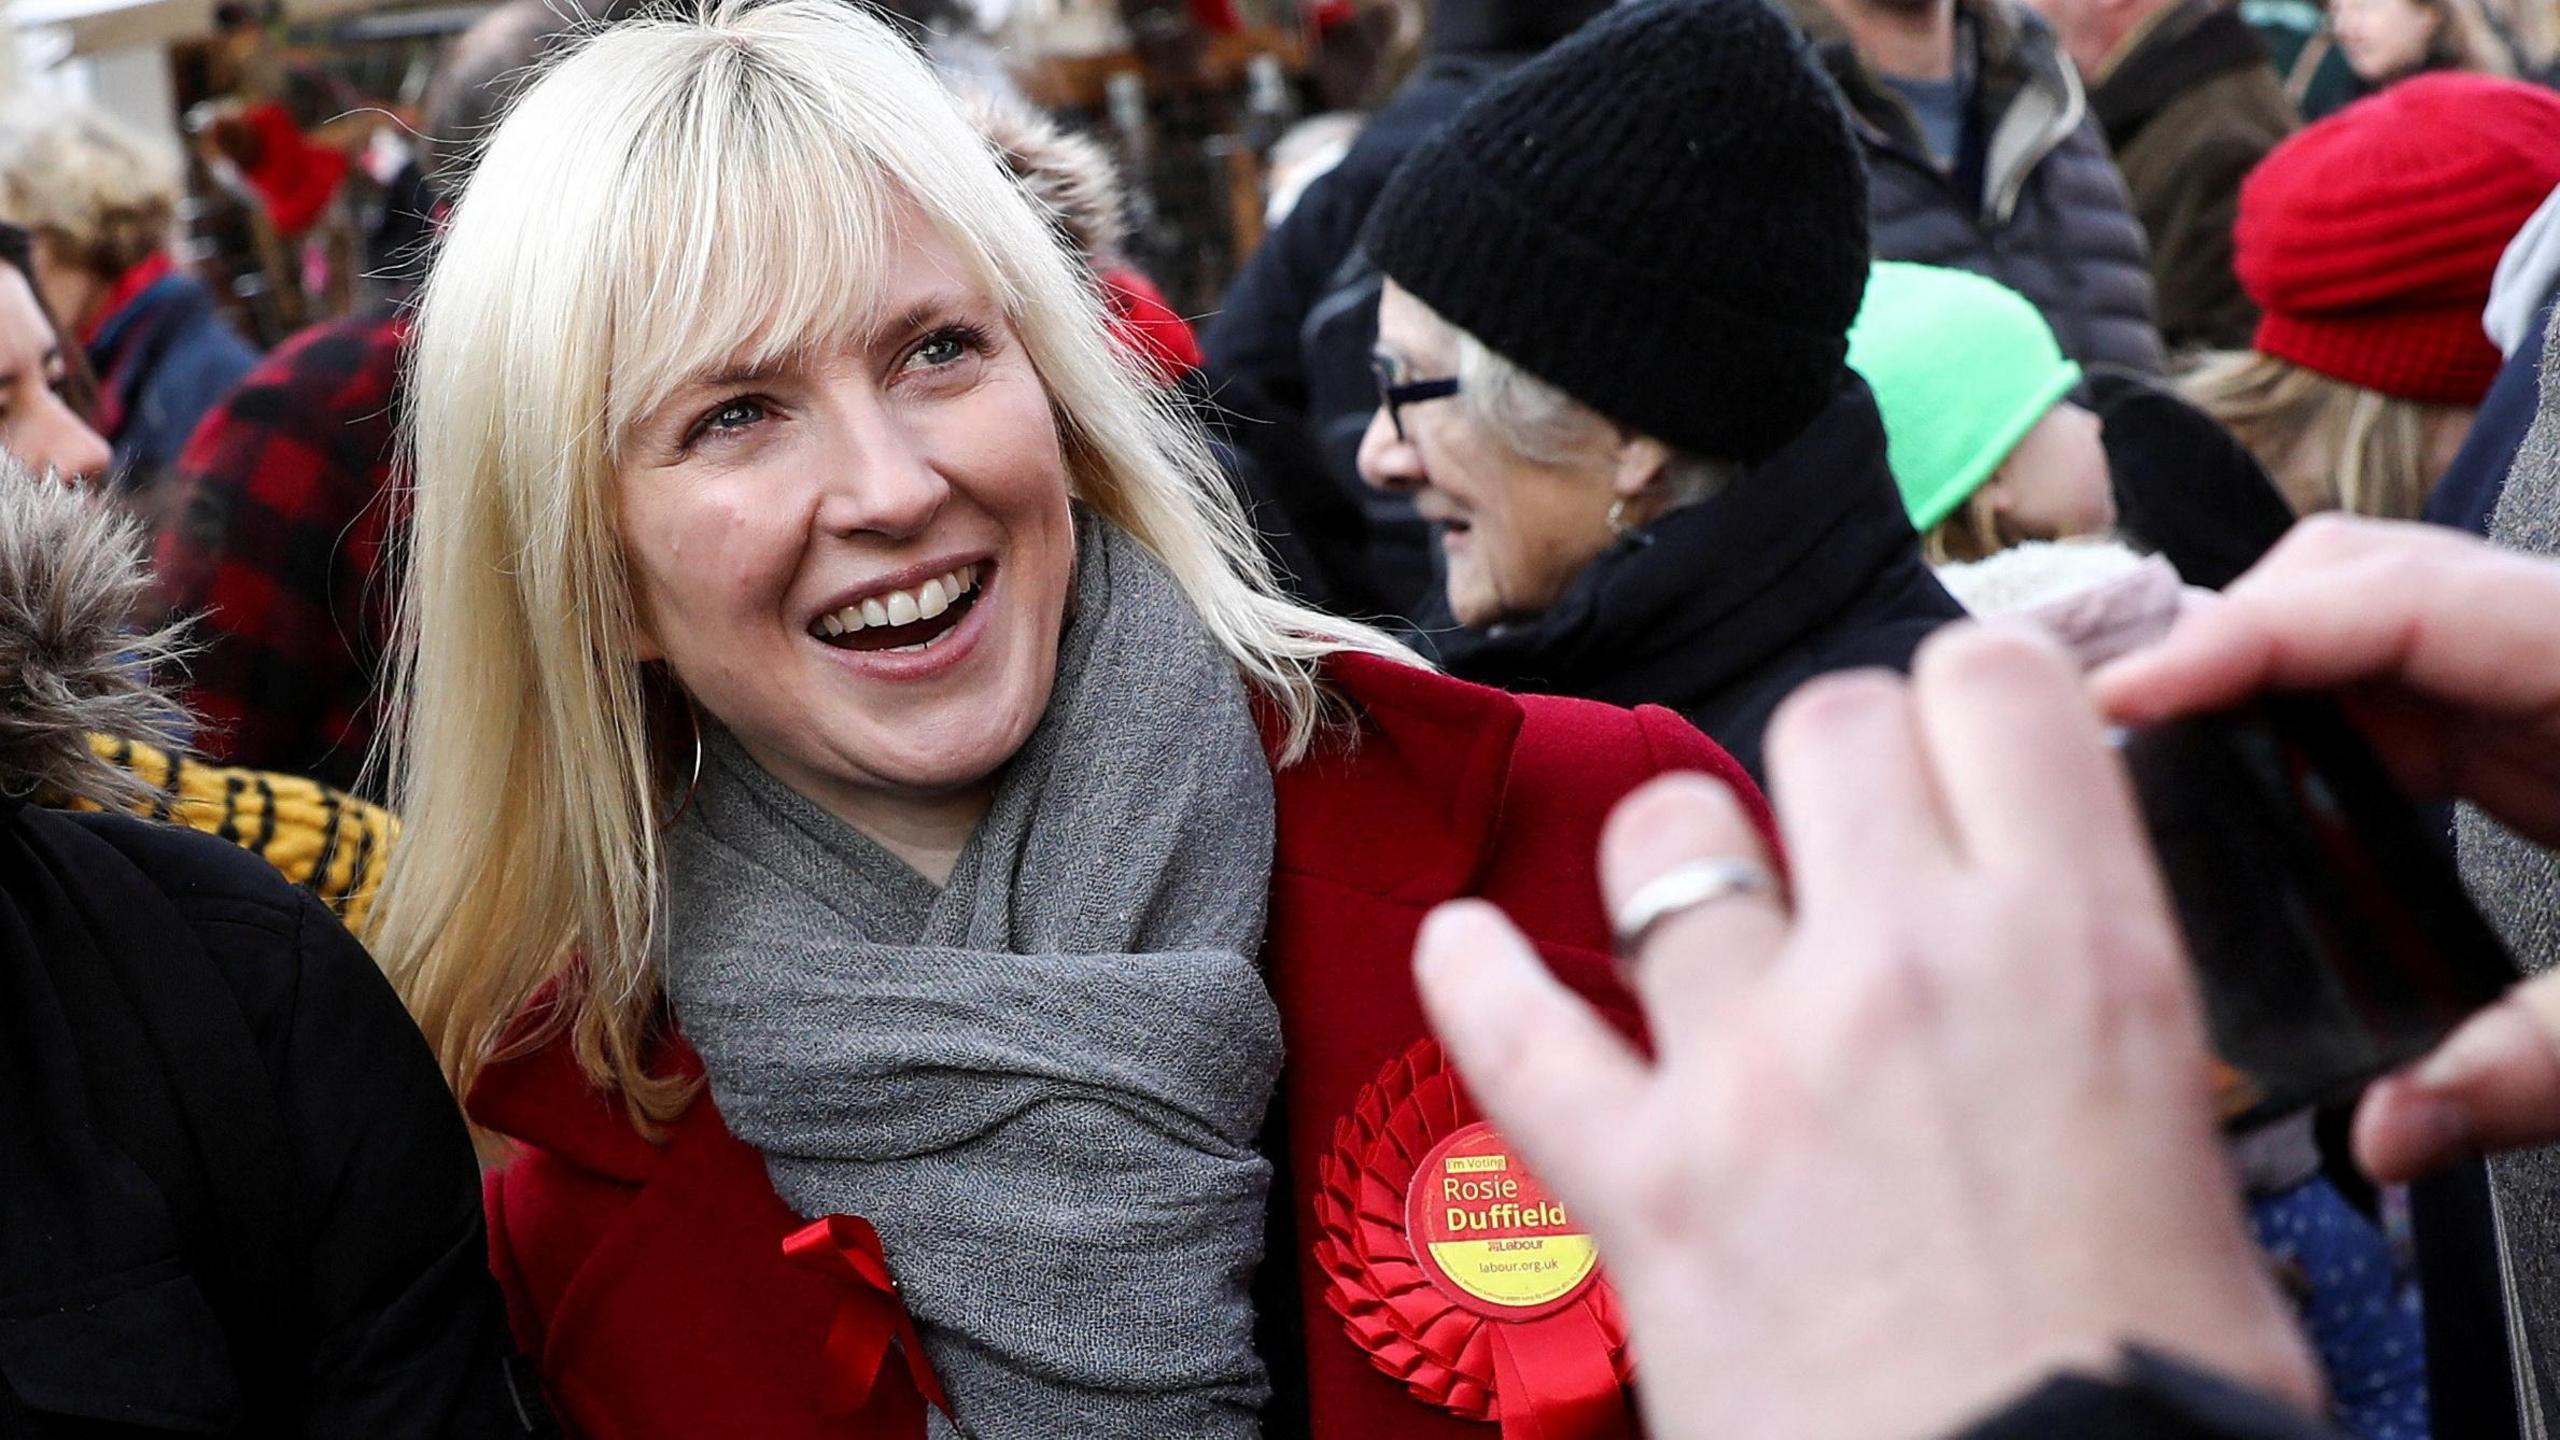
[0,223,31,282]
[0,221,106,425]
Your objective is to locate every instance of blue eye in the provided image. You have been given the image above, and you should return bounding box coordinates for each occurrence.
[902,322,994,376]
[683,396,770,449]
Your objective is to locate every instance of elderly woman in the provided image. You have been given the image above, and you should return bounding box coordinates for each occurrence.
[374,2,1765,1436]
[1351,4,1963,781]
[0,103,256,511]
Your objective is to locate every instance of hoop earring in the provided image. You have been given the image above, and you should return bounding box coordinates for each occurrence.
[661,696,705,833]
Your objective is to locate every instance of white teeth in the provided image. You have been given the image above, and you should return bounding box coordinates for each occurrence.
[812,563,987,640]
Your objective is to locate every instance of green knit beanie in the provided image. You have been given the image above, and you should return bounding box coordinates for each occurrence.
[1846,261,2084,531]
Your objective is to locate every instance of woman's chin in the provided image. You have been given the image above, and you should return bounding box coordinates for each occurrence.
[1447,585,1503,630]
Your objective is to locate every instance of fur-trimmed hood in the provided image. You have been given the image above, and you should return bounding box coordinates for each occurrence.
[0,457,185,808]
[965,92,1128,267]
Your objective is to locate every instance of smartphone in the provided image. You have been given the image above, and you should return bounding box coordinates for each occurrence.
[2117,695,2520,1132]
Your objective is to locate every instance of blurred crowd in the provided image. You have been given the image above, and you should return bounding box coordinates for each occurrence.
[10,0,2560,1435]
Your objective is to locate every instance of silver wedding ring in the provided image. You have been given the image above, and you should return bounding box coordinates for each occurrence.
[1611,856,1776,956]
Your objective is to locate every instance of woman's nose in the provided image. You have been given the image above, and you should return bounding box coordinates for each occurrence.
[32,397,111,484]
[1356,405,1423,493]
[816,411,951,539]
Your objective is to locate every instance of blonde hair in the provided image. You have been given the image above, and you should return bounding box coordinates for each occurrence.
[2178,350,2443,519]
[1920,488,2011,566]
[0,102,181,278]
[374,0,1407,1127]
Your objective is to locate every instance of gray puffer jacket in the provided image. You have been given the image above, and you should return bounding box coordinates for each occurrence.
[1791,0,2166,376]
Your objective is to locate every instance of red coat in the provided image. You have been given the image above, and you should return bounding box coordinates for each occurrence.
[470,653,1772,1438]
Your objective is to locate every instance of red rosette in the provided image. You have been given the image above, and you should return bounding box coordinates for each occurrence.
[1312,1039,1634,1435]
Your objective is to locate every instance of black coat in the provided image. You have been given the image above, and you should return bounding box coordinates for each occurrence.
[0,800,545,1436]
[2427,303,2549,536]
[2087,369,2296,591]
[1424,378,1965,779]
[1797,0,2167,378]
[1958,1348,2339,1437]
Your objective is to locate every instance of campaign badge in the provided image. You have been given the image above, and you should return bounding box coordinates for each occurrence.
[1313,1039,1634,1438]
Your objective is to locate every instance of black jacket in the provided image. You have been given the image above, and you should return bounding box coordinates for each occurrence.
[2087,369,2296,591]
[2428,303,2549,536]
[0,800,544,1436]
[1795,0,2167,377]
[1424,378,1965,779]
[1956,1349,2340,1438]
[1203,49,1536,622]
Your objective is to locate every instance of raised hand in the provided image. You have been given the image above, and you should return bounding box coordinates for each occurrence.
[1416,625,2321,1440]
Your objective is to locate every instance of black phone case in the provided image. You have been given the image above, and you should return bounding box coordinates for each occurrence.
[2120,694,2520,1131]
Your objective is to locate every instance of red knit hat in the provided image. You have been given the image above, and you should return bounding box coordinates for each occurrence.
[2237,72,2560,406]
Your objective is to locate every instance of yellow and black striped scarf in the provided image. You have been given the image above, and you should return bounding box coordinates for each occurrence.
[72,736,397,941]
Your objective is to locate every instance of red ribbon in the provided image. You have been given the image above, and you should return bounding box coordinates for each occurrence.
[1314,1039,1635,1439]
[783,1214,951,1419]
[1490,1304,1635,1440]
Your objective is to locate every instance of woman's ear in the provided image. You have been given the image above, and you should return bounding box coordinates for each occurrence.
[1978,467,2019,517]
[1609,432,1676,499]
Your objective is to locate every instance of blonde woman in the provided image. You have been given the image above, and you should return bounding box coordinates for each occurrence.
[2183,72,2560,518]
[377,2,1762,1435]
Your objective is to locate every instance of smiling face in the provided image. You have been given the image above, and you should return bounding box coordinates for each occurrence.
[2331,0,2442,79]
[614,211,1076,839]
[1358,282,1627,628]
[0,267,109,483]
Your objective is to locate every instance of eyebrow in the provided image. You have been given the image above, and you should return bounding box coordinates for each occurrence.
[690,358,790,392]
[876,290,985,346]
[669,291,988,400]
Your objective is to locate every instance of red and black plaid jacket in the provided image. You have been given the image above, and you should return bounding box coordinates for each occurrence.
[153,315,409,797]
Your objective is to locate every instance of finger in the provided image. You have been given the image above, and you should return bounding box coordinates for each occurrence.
[1763,670,1960,926]
[2095,519,2560,728]
[1600,774,1791,1043]
[2353,976,2560,1181]
[1914,624,2159,904]
[1416,900,1649,1186]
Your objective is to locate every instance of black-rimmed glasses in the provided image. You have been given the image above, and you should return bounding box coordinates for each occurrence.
[1371,354,1461,443]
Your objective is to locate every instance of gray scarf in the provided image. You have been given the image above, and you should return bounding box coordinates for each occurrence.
[663,517,1282,1439]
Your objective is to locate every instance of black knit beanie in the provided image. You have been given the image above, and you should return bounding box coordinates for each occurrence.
[1424,0,1615,57]
[1363,0,1872,464]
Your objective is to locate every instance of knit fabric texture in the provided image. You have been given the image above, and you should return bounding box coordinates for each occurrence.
[1848,261,2084,531]
[662,516,1281,1440]
[72,735,397,939]
[1360,0,1871,463]
[2237,72,2560,405]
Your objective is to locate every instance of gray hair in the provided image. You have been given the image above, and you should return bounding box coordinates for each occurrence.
[1449,323,1737,508]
